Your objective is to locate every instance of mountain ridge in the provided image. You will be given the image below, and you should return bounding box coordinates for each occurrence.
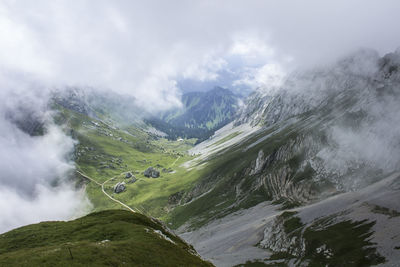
[165,48,400,265]
[146,86,240,142]
[4,48,400,266]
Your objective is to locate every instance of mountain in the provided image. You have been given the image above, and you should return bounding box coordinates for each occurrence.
[51,87,146,128]
[11,48,400,266]
[146,87,240,142]
[0,210,213,266]
[165,87,239,130]
[162,49,400,265]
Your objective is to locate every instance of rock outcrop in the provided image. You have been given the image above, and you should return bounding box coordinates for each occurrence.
[168,191,185,205]
[127,178,137,184]
[144,167,160,178]
[114,182,126,193]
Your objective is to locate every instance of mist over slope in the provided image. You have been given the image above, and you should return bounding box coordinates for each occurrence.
[0,82,91,233]
[1,1,400,265]
[52,87,147,127]
[1,48,399,265]
[171,48,400,265]
[234,48,400,190]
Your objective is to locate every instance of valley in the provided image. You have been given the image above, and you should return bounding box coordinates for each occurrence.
[2,50,400,267]
[58,49,400,266]
[55,104,201,218]
[2,2,400,267]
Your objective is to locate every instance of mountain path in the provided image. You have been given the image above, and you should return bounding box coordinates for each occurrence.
[169,156,181,168]
[77,170,137,213]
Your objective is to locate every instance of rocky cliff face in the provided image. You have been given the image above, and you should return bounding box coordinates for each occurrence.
[52,87,94,117]
[174,49,400,265]
[51,87,145,127]
[237,48,400,191]
[240,134,321,204]
[172,49,400,231]
[236,49,400,127]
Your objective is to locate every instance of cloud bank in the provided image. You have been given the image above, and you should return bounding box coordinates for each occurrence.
[1,0,400,103]
[0,77,91,233]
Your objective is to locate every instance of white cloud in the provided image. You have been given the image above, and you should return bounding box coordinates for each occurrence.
[233,63,286,90]
[0,0,398,107]
[0,75,91,233]
[0,185,91,233]
[0,117,92,233]
[182,56,227,82]
[229,33,275,65]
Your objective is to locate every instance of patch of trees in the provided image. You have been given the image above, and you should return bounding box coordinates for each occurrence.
[144,118,215,144]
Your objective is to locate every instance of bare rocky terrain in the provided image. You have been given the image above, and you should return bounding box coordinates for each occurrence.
[174,49,400,266]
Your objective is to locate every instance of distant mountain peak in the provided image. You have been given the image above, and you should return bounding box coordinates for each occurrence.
[147,87,240,142]
[209,86,231,93]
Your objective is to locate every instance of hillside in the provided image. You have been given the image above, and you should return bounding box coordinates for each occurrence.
[37,49,400,266]
[170,49,400,224]
[162,49,400,265]
[146,87,240,142]
[0,210,213,266]
[52,104,201,219]
[52,87,146,128]
[2,2,400,267]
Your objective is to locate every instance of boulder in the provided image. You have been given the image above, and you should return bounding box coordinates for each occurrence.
[127,178,137,184]
[162,168,174,173]
[151,170,160,178]
[114,182,126,193]
[125,172,132,178]
[143,167,160,178]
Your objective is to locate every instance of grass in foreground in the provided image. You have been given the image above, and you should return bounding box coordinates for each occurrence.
[0,210,213,267]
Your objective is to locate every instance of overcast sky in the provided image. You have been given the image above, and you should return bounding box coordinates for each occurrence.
[1,0,400,106]
[0,0,400,232]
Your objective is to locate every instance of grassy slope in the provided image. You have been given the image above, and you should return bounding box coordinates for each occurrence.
[57,102,327,231]
[55,106,204,220]
[165,96,360,230]
[0,210,213,267]
[166,118,313,229]
[49,98,389,265]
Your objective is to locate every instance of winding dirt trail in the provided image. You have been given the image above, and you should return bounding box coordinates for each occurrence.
[169,156,181,168]
[77,170,137,213]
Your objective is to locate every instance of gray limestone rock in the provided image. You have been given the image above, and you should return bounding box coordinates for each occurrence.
[114,182,126,193]
[144,167,160,178]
